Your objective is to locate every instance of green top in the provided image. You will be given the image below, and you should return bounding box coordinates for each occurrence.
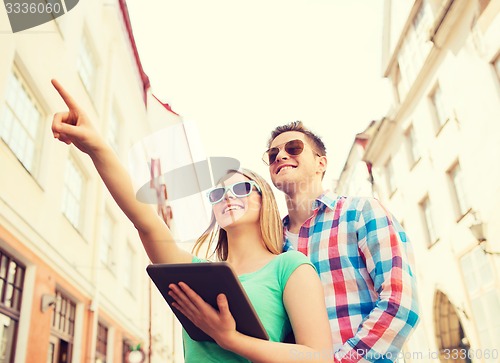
[182,251,314,363]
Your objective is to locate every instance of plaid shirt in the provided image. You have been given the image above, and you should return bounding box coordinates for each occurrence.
[283,192,420,362]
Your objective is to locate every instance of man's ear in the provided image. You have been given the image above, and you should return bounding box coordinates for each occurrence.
[317,155,327,174]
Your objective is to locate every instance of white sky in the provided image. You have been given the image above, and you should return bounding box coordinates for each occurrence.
[126,0,392,200]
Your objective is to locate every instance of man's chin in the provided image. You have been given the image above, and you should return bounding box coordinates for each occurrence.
[273,179,296,195]
[273,175,315,196]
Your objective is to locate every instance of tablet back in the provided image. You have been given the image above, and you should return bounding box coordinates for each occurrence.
[146,262,269,342]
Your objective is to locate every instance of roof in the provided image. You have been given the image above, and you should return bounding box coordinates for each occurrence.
[118,0,150,105]
[152,94,179,116]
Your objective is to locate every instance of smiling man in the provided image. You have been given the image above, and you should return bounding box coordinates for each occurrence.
[263,121,420,363]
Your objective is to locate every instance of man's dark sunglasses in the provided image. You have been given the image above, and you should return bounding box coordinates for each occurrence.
[262,139,323,166]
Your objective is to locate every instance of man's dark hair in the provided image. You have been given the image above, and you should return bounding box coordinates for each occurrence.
[267,121,327,156]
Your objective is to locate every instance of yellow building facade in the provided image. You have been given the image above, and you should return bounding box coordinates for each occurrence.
[0,0,187,362]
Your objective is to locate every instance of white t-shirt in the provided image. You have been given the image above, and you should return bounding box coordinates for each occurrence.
[285,229,299,250]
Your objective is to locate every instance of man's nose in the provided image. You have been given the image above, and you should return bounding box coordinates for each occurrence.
[274,148,289,163]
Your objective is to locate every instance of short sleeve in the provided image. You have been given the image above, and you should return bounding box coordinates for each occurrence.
[191,255,207,263]
[278,251,315,291]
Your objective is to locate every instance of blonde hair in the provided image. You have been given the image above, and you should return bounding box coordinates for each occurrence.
[192,168,283,261]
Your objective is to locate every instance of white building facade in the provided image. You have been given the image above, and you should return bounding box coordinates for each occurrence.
[336,1,500,362]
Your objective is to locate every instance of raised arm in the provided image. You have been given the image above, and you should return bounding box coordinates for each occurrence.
[169,264,333,363]
[51,79,192,264]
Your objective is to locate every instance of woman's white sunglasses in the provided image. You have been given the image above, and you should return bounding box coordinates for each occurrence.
[206,181,261,204]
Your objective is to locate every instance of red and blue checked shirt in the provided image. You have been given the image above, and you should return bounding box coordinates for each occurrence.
[283,192,420,363]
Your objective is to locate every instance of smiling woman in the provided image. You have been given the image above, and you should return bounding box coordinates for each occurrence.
[50,79,334,363]
[211,175,263,232]
[193,169,280,259]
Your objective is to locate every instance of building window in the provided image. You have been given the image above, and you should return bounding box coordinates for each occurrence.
[405,125,421,167]
[61,158,85,229]
[0,249,25,363]
[385,156,397,196]
[77,32,98,95]
[0,70,43,172]
[52,291,76,337]
[420,196,438,246]
[393,64,406,103]
[412,2,431,48]
[123,243,135,291]
[49,291,76,363]
[447,162,470,219]
[107,105,121,154]
[429,85,448,130]
[100,210,114,268]
[397,2,432,91]
[47,340,55,363]
[460,247,500,354]
[96,321,108,363]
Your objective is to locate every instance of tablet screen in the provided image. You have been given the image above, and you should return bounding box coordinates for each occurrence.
[147,262,269,342]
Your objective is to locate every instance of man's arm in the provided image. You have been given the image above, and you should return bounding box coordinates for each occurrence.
[335,198,420,362]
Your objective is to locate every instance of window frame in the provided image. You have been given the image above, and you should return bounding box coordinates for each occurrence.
[0,68,45,175]
[405,124,421,169]
[447,161,471,221]
[0,248,26,363]
[51,290,76,342]
[77,29,99,98]
[419,195,438,247]
[95,321,108,363]
[107,103,122,155]
[122,242,135,293]
[396,2,432,91]
[61,157,86,231]
[47,289,77,363]
[459,247,500,351]
[428,84,449,134]
[100,209,115,269]
[384,156,397,197]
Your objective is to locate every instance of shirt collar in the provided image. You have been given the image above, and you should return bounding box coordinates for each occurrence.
[283,190,338,228]
[312,190,337,210]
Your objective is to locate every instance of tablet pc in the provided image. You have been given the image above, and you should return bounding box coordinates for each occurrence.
[146,262,269,342]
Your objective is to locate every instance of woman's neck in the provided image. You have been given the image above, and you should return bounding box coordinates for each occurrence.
[225,225,275,274]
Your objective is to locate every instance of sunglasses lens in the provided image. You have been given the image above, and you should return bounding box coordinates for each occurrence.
[208,188,225,203]
[267,148,279,165]
[265,140,305,165]
[233,182,252,196]
[285,140,304,155]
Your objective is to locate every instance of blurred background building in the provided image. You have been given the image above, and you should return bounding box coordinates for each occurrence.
[0,0,201,361]
[336,0,500,362]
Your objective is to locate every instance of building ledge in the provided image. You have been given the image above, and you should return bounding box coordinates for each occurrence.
[429,0,469,47]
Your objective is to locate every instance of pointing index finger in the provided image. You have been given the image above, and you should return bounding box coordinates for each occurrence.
[51,79,79,110]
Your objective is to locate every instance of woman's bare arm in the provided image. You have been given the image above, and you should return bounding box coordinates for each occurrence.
[51,79,192,264]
